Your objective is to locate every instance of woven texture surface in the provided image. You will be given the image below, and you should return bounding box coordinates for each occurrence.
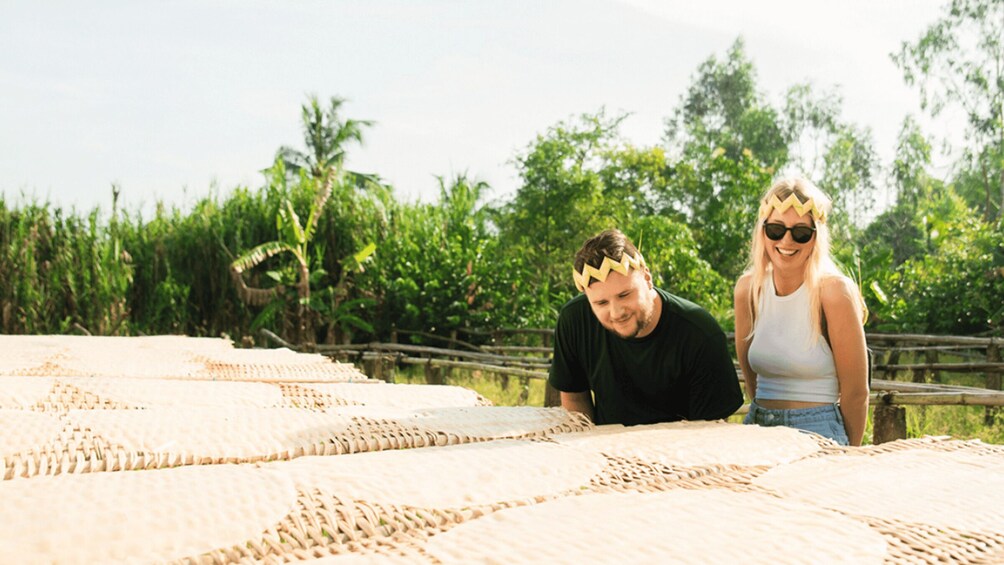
[2,336,1003,563]
[0,377,488,411]
[0,405,590,479]
[423,491,888,564]
[0,335,368,382]
[6,421,1003,563]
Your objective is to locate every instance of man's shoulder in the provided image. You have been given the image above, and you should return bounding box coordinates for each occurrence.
[555,293,598,334]
[557,293,592,320]
[656,288,725,339]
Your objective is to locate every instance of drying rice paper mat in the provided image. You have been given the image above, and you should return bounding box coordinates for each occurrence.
[0,464,297,563]
[0,410,65,457]
[0,377,57,408]
[70,407,361,459]
[301,382,490,409]
[65,377,285,409]
[423,490,886,564]
[282,439,607,508]
[553,420,823,467]
[753,449,1004,532]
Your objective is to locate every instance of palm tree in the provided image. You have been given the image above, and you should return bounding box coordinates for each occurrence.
[231,95,376,345]
[275,95,373,181]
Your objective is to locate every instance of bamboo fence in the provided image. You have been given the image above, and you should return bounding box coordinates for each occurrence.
[267,329,1004,443]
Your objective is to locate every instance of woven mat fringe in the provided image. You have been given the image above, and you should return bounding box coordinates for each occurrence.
[2,409,593,480]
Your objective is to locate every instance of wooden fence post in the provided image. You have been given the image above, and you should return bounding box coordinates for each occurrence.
[873,400,907,444]
[986,341,1001,426]
[494,330,509,390]
[382,354,397,384]
[362,356,378,380]
[424,359,443,385]
[885,349,901,381]
[912,349,937,384]
[518,376,530,406]
[541,330,557,407]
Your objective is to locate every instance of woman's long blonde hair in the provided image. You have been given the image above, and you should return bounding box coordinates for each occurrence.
[743,177,863,343]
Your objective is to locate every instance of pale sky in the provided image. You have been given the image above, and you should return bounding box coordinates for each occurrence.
[1,0,953,216]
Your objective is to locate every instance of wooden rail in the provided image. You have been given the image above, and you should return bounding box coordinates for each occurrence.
[261,328,1003,443]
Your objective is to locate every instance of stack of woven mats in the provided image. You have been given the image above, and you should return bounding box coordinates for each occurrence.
[2,336,1003,563]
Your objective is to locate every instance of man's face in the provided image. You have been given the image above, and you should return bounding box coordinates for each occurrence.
[583,268,658,339]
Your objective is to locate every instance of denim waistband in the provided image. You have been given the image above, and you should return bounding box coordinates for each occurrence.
[748,401,842,426]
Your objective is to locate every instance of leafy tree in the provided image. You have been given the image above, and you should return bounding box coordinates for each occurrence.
[364,174,527,339]
[819,125,881,227]
[869,186,1004,335]
[859,116,941,277]
[494,110,629,311]
[598,144,675,218]
[665,38,788,169]
[781,82,842,179]
[661,147,774,282]
[893,0,1004,221]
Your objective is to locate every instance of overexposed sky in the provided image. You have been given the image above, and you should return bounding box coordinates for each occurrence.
[0,0,952,215]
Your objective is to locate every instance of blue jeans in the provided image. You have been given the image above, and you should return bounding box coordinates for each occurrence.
[744,400,849,446]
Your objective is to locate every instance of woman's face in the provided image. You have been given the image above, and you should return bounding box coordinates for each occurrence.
[763,206,816,274]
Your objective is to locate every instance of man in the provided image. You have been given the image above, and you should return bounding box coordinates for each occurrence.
[549,229,743,425]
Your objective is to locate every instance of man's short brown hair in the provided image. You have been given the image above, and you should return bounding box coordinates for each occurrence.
[573,229,642,277]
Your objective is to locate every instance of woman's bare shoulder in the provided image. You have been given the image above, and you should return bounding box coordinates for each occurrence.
[820,274,859,308]
[735,272,753,294]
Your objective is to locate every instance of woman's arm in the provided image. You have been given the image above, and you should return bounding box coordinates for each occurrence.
[734,274,757,402]
[821,276,869,446]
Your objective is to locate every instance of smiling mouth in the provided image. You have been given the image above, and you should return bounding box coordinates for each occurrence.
[776,247,798,257]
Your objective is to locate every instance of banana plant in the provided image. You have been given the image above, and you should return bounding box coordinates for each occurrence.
[231,163,374,345]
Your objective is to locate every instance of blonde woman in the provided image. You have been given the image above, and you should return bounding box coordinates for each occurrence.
[734,178,869,446]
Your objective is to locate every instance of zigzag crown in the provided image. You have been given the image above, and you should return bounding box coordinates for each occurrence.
[573,253,646,292]
[759,193,827,223]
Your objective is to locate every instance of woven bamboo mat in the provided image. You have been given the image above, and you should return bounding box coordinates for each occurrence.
[4,337,1004,563]
[0,405,592,479]
[303,437,1004,565]
[0,335,368,382]
[553,420,828,466]
[279,439,607,508]
[293,383,491,409]
[0,377,488,411]
[0,464,298,564]
[543,420,830,495]
[2,424,1003,563]
[753,440,1004,562]
[0,440,608,563]
[421,490,888,564]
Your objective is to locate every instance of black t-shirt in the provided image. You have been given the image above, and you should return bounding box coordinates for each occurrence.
[548,288,743,425]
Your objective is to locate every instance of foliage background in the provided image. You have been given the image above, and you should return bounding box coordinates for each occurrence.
[1,0,1002,343]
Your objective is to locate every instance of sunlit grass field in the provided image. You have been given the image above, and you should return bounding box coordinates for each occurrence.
[388,366,1004,445]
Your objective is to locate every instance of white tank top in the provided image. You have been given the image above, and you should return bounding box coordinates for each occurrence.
[747,276,838,402]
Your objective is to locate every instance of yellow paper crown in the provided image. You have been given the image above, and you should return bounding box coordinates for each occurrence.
[758,194,827,223]
[573,252,646,292]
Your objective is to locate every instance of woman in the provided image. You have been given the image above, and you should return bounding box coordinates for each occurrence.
[734,178,869,446]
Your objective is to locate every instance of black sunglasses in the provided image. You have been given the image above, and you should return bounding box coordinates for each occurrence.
[763,222,816,244]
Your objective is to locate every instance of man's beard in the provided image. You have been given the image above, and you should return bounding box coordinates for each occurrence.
[605,308,654,339]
